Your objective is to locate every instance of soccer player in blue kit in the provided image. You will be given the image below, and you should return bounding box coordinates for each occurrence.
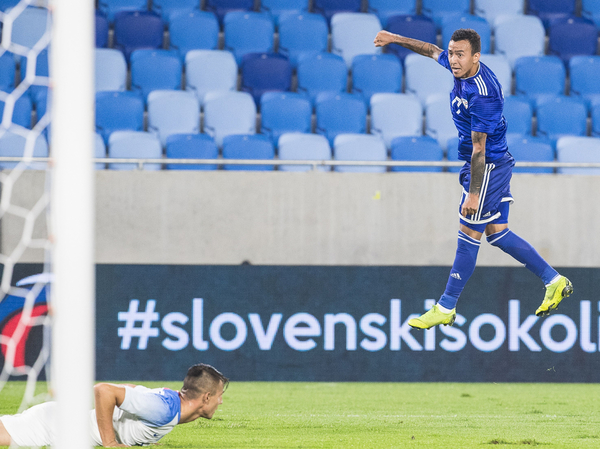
[374,28,573,329]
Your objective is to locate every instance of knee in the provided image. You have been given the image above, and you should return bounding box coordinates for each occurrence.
[486,228,511,247]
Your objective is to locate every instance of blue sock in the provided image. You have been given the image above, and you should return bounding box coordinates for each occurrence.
[487,229,558,285]
[438,230,481,310]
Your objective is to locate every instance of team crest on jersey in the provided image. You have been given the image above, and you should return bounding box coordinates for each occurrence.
[451,96,468,113]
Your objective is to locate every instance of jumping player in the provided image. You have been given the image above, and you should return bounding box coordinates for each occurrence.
[374,28,573,329]
[0,363,228,447]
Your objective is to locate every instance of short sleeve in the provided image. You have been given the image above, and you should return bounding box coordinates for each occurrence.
[469,94,503,134]
[119,386,180,427]
[437,50,451,72]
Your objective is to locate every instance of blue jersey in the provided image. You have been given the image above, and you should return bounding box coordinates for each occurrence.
[437,51,508,163]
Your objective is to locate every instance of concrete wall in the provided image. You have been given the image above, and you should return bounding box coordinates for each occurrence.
[4,171,599,266]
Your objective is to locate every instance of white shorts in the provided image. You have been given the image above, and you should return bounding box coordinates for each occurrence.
[0,402,56,447]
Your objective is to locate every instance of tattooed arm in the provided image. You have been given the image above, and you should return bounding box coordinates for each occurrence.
[374,30,442,61]
[461,131,487,217]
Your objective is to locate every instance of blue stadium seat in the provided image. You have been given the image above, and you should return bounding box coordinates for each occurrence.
[425,95,456,150]
[0,52,16,93]
[203,91,257,146]
[224,12,275,65]
[241,53,292,104]
[165,133,219,170]
[370,93,422,148]
[10,6,50,50]
[333,134,387,173]
[185,50,238,104]
[0,132,48,170]
[582,0,600,27]
[19,49,48,104]
[278,133,332,171]
[331,13,382,68]
[94,132,107,170]
[514,56,565,106]
[95,49,127,92]
[442,15,491,54]
[113,11,163,61]
[569,56,600,106]
[507,136,554,174]
[168,10,219,59]
[351,54,402,105]
[367,0,416,28]
[0,0,19,11]
[147,90,200,147]
[421,0,470,29]
[296,53,347,104]
[548,17,598,64]
[152,0,199,23]
[479,54,512,96]
[527,0,575,28]
[503,96,533,137]
[260,92,312,145]
[593,101,600,137]
[390,136,443,172]
[494,15,546,68]
[108,131,162,170]
[260,0,309,25]
[385,15,436,63]
[404,54,454,105]
[313,0,361,23]
[222,134,275,170]
[446,136,461,172]
[130,50,182,100]
[98,0,147,22]
[277,13,328,69]
[556,136,600,175]
[474,0,523,24]
[315,93,367,146]
[536,96,588,144]
[205,0,254,23]
[95,91,145,144]
[0,95,32,129]
[96,12,109,48]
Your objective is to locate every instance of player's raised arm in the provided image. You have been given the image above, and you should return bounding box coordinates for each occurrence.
[374,30,442,61]
[94,383,129,447]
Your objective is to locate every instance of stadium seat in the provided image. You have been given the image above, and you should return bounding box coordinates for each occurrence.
[421,0,470,29]
[277,133,332,171]
[404,54,454,105]
[98,0,147,22]
[95,132,107,170]
[514,56,565,106]
[0,52,16,93]
[527,0,576,28]
[548,17,598,65]
[0,95,33,129]
[474,0,523,24]
[0,0,19,12]
[203,91,257,146]
[19,49,48,104]
[330,13,382,68]
[333,134,387,173]
[113,11,163,61]
[185,50,238,104]
[385,15,437,63]
[313,0,361,22]
[370,93,422,149]
[503,96,533,137]
[445,136,462,172]
[296,53,348,103]
[224,12,275,65]
[95,12,109,48]
[315,93,367,146]
[479,54,512,96]
[108,131,163,170]
[130,50,182,100]
[10,6,50,50]
[367,0,416,28]
[0,131,48,170]
[556,136,600,175]
[205,0,254,23]
[260,0,309,25]
[582,0,600,27]
[425,95,457,150]
[147,90,200,147]
[390,136,443,172]
[494,15,545,68]
[507,136,554,174]
[351,54,402,105]
[95,91,145,144]
[168,10,219,59]
[152,0,199,23]
[536,96,588,144]
[222,134,275,170]
[569,56,600,106]
[241,53,292,104]
[260,92,312,145]
[441,15,491,54]
[277,13,328,69]
[95,49,127,92]
[165,133,219,170]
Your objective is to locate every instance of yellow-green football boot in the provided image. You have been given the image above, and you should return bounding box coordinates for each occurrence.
[535,276,573,317]
[408,305,456,330]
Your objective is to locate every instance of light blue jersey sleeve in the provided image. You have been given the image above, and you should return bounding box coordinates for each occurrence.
[119,386,181,427]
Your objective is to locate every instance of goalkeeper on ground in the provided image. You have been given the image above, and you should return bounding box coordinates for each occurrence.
[0,363,227,447]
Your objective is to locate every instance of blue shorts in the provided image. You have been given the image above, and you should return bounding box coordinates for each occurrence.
[458,152,515,233]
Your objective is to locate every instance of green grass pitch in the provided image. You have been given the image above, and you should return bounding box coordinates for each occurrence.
[1,382,599,448]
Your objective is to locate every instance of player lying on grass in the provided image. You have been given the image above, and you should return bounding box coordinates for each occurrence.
[374,28,573,329]
[0,363,228,447]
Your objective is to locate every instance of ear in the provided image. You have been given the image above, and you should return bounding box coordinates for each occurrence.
[472,52,481,63]
[201,391,211,405]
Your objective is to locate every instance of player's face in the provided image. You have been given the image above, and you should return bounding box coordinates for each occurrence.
[448,40,480,79]
[202,382,224,419]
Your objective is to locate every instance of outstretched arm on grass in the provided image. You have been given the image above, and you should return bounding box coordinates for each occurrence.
[94,383,133,447]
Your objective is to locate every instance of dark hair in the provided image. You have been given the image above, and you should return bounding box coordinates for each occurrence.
[181,363,229,399]
[450,28,481,55]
